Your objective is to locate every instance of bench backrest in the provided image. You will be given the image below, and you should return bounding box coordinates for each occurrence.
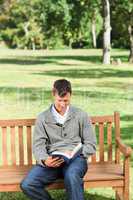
[0,112,120,167]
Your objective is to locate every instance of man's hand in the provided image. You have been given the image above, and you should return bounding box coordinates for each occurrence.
[43,156,64,168]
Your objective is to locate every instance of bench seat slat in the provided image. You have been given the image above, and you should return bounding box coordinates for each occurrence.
[0,180,124,192]
[0,163,124,186]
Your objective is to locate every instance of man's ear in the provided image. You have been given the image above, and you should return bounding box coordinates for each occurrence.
[52,89,54,96]
[52,88,56,96]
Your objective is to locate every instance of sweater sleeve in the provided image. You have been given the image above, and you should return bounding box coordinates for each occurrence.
[81,112,96,158]
[33,115,49,165]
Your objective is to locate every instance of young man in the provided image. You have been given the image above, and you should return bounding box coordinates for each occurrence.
[21,79,96,200]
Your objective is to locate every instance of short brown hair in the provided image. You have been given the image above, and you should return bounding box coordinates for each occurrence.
[53,79,72,97]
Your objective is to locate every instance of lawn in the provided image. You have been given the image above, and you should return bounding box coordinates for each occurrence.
[0,48,133,200]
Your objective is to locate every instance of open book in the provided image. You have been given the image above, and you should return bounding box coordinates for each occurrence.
[51,143,82,164]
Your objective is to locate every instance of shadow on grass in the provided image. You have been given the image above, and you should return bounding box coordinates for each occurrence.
[0,191,114,200]
[0,87,52,102]
[84,192,114,200]
[0,87,131,102]
[120,115,133,145]
[121,115,133,122]
[0,55,101,65]
[51,190,114,200]
[120,125,133,147]
[32,68,133,79]
[95,81,133,90]
[72,89,132,101]
[120,114,133,166]
[0,57,55,65]
[0,55,129,65]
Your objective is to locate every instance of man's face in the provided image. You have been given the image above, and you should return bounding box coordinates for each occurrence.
[53,92,71,114]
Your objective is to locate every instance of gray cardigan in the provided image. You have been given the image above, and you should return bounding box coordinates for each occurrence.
[33,105,96,165]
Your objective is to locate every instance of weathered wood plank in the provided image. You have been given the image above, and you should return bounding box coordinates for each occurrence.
[99,123,104,162]
[10,126,16,165]
[26,126,32,165]
[18,126,24,166]
[0,119,35,127]
[2,127,8,166]
[107,122,112,162]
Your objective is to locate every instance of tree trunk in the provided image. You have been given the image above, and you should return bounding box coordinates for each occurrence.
[102,0,111,64]
[3,0,11,11]
[32,39,36,50]
[0,0,11,14]
[91,10,97,48]
[128,25,133,63]
[23,22,30,37]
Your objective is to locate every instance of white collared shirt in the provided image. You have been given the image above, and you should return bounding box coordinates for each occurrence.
[51,105,69,125]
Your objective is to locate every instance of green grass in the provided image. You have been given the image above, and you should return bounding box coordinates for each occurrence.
[0,48,133,200]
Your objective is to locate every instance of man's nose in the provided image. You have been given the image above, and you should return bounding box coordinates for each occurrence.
[60,102,66,107]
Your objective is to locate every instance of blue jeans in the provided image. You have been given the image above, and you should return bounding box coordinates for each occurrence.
[20,155,88,200]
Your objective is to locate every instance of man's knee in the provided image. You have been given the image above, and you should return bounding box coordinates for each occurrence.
[64,170,81,186]
[20,179,31,192]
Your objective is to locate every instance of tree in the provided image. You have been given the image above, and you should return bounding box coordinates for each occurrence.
[0,0,103,49]
[88,0,102,48]
[65,0,102,48]
[40,0,71,49]
[102,0,111,64]
[0,0,44,48]
[128,25,133,63]
[0,0,71,49]
[111,0,133,63]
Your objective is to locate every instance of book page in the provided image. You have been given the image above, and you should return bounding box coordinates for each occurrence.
[51,143,82,159]
[71,143,82,157]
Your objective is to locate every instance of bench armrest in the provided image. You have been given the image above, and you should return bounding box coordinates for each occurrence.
[116,137,132,157]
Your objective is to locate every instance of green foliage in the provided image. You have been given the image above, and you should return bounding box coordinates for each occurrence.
[0,0,132,49]
[0,0,45,49]
[111,0,133,48]
[64,0,102,47]
[0,0,102,49]
[39,0,71,48]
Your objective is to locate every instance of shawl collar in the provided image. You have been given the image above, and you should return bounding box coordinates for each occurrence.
[44,104,76,124]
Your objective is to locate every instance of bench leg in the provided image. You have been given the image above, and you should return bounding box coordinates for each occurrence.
[123,186,129,200]
[114,187,123,200]
[114,184,129,200]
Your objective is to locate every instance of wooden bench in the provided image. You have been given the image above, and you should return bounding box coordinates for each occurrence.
[0,112,132,200]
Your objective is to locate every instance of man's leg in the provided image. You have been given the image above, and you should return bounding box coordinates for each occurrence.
[63,156,88,200]
[20,164,60,200]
